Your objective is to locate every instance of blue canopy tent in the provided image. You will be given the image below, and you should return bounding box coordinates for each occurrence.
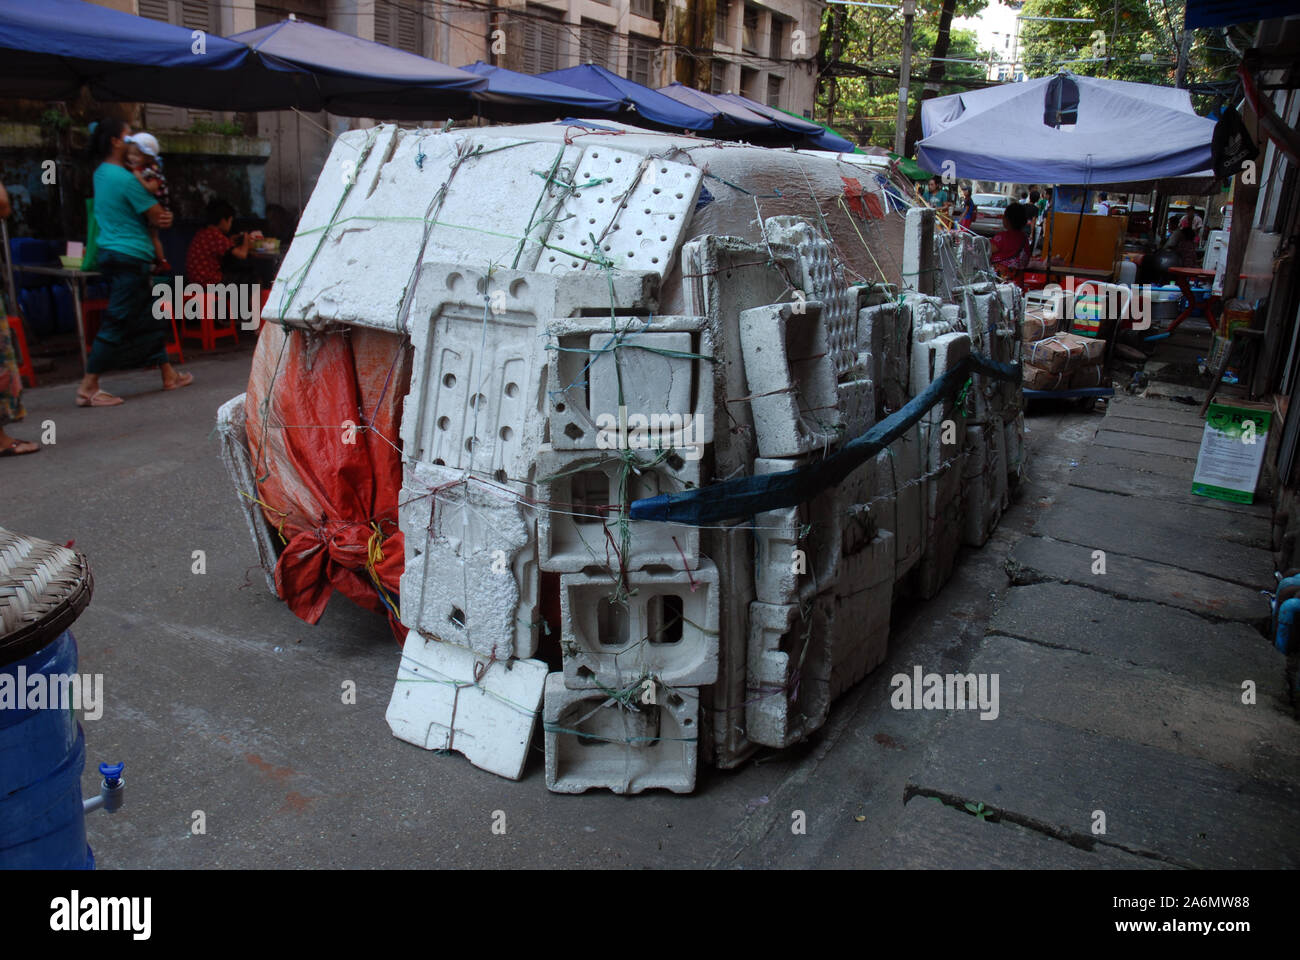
[0,0,313,110]
[229,20,486,120]
[656,83,776,135]
[539,63,714,132]
[915,73,1216,187]
[713,93,856,152]
[459,61,624,122]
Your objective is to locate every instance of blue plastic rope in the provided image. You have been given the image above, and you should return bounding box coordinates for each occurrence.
[628,351,1020,526]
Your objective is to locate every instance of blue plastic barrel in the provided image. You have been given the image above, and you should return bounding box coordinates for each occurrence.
[0,629,93,870]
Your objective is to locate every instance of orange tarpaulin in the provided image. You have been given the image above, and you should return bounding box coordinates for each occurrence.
[245,322,412,639]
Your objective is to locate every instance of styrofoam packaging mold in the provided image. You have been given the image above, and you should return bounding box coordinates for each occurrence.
[399,263,657,481]
[398,461,539,660]
[536,443,701,573]
[215,393,280,597]
[559,560,720,689]
[837,376,876,444]
[891,426,924,579]
[386,637,547,781]
[738,301,839,458]
[700,524,758,770]
[745,592,834,749]
[752,456,841,604]
[763,217,858,378]
[546,315,714,452]
[1004,411,1026,483]
[544,672,698,794]
[859,301,911,413]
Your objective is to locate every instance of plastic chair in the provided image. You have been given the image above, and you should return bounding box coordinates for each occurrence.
[7,314,36,388]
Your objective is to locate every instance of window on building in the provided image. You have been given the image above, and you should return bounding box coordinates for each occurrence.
[742,5,759,54]
[628,37,656,86]
[629,0,654,18]
[514,4,565,74]
[769,16,785,61]
[740,66,759,100]
[137,0,222,129]
[766,74,782,108]
[374,0,422,56]
[715,0,730,45]
[710,59,727,94]
[579,19,617,71]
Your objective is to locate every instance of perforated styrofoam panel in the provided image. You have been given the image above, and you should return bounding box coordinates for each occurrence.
[536,444,702,573]
[544,673,698,794]
[538,148,702,277]
[764,217,858,378]
[398,462,539,660]
[559,561,719,689]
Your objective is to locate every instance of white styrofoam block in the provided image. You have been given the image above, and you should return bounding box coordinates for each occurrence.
[837,376,876,441]
[539,149,702,278]
[215,393,280,597]
[544,673,698,794]
[752,457,841,604]
[546,315,714,451]
[1004,411,1026,482]
[859,301,910,413]
[738,301,839,458]
[996,282,1025,329]
[587,330,694,423]
[398,462,539,659]
[701,524,758,771]
[763,217,858,377]
[559,560,719,688]
[891,426,924,579]
[745,593,834,748]
[536,443,701,572]
[903,206,936,296]
[910,331,971,397]
[829,530,894,699]
[386,638,547,781]
[988,413,1008,513]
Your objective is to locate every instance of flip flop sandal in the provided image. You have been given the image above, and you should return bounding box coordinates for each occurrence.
[75,390,125,407]
[0,439,40,457]
[162,372,194,391]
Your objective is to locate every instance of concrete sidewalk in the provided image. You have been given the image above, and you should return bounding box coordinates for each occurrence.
[897,393,1300,869]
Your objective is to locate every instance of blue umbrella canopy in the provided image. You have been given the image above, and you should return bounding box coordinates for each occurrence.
[539,63,713,131]
[714,92,857,152]
[656,83,774,132]
[460,61,624,117]
[229,19,487,119]
[0,0,310,109]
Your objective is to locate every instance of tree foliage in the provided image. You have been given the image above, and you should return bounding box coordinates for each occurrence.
[818,0,993,150]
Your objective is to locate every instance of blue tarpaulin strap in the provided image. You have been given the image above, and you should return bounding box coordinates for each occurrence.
[628,351,1020,526]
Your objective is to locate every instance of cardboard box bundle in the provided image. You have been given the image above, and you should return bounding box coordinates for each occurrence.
[1022,332,1105,391]
[1021,312,1059,343]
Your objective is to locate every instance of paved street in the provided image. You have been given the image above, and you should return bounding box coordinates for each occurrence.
[4,332,1297,868]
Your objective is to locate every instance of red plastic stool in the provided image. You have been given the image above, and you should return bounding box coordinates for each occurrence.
[153,301,186,366]
[179,291,239,351]
[6,315,36,388]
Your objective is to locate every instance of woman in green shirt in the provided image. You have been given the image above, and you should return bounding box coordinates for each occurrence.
[76,118,192,407]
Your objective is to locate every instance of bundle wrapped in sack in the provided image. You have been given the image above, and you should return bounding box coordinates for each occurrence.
[1070,362,1109,389]
[1024,332,1105,374]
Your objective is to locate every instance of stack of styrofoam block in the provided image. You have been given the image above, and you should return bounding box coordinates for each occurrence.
[908,329,971,598]
[540,314,719,794]
[386,262,663,782]
[680,233,800,770]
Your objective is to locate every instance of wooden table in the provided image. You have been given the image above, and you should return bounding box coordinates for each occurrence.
[12,264,101,372]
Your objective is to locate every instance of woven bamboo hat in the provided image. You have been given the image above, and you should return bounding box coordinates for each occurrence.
[0,527,93,667]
